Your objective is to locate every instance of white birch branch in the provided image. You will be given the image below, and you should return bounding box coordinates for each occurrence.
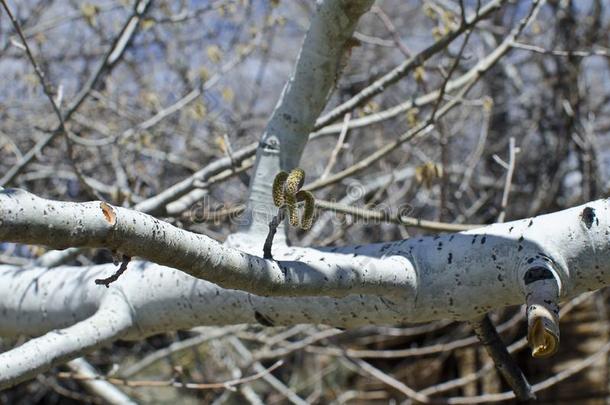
[243,0,374,236]
[0,193,609,386]
[0,189,415,297]
[0,190,607,330]
[0,290,133,389]
[1,188,609,305]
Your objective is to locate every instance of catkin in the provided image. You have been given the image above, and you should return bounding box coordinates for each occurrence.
[271,168,315,230]
[296,190,315,230]
[272,171,288,207]
[285,168,305,194]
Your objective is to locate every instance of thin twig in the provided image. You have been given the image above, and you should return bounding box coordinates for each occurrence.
[497,137,517,222]
[429,27,473,122]
[58,360,283,390]
[347,357,431,403]
[315,200,480,232]
[229,337,308,405]
[511,41,610,57]
[120,326,247,378]
[263,209,285,260]
[304,311,523,359]
[455,101,491,198]
[37,375,104,404]
[95,255,132,287]
[185,200,481,232]
[254,328,344,362]
[371,5,411,57]
[320,112,351,180]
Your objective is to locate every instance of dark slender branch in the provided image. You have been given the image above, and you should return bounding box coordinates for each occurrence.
[429,27,473,122]
[470,315,535,401]
[263,208,285,260]
[95,255,132,287]
[459,0,467,23]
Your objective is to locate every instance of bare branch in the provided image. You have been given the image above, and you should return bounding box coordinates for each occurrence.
[0,291,133,390]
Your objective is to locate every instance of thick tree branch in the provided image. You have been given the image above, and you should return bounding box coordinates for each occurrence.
[0,290,133,390]
[1,189,609,388]
[1,188,610,313]
[0,188,416,298]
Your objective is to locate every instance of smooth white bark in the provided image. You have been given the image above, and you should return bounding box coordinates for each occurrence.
[1,196,609,388]
[0,196,607,329]
[244,0,374,236]
[0,189,417,297]
[0,290,133,389]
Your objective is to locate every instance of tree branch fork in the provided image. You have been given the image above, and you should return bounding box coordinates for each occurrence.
[0,191,608,390]
[0,188,608,315]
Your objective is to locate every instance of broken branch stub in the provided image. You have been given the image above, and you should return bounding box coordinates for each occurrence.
[523,265,561,358]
